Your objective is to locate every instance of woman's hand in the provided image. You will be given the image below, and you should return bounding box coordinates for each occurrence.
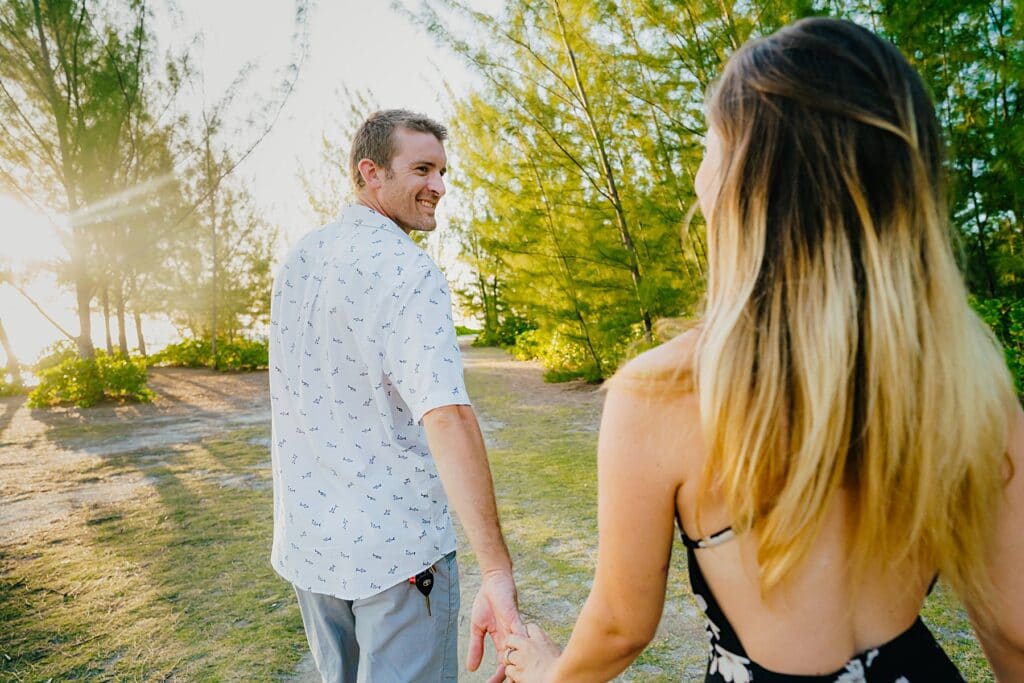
[504,623,562,683]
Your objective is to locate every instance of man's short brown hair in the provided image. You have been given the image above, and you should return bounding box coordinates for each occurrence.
[349,110,448,190]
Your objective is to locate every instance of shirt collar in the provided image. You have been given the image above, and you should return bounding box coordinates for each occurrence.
[339,203,412,242]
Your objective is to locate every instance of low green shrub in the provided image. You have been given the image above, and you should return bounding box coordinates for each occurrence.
[28,352,153,408]
[149,338,211,368]
[0,376,27,397]
[473,315,536,348]
[455,325,481,336]
[216,338,269,371]
[509,328,544,361]
[151,337,268,371]
[34,340,80,373]
[511,328,606,383]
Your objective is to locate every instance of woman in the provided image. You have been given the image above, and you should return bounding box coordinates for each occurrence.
[504,17,1024,683]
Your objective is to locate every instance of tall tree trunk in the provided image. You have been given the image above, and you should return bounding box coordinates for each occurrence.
[0,317,21,381]
[479,275,498,335]
[31,0,95,359]
[204,122,219,368]
[133,310,147,357]
[116,279,129,355]
[102,284,114,355]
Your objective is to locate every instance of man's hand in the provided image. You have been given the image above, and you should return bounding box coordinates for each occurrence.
[467,569,526,683]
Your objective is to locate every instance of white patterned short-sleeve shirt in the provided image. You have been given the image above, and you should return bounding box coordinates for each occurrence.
[269,204,469,599]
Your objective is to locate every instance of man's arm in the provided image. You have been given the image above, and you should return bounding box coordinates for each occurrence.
[422,403,523,683]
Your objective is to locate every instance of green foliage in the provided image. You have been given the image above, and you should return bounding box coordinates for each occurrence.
[27,353,153,408]
[149,338,213,368]
[216,338,270,371]
[971,297,1024,393]
[474,315,537,348]
[34,340,81,373]
[510,327,638,383]
[151,338,268,371]
[0,376,26,397]
[455,324,481,336]
[417,0,1022,381]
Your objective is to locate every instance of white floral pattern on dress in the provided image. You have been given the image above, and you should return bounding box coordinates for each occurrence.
[694,592,752,683]
[694,593,722,640]
[835,659,868,683]
[710,644,752,683]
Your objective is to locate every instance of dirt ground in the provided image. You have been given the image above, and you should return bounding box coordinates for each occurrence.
[0,368,270,544]
[0,351,601,681]
[0,348,699,681]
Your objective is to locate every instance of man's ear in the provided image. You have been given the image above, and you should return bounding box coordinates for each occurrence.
[357,158,383,189]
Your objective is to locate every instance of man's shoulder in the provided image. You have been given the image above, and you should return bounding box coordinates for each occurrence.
[278,223,343,269]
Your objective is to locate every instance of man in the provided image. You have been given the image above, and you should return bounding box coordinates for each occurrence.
[269,110,521,682]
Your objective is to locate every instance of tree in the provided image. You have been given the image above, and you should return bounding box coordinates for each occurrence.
[298,87,377,225]
[409,0,1020,378]
[1,0,309,364]
[408,0,792,376]
[0,0,155,359]
[0,316,19,381]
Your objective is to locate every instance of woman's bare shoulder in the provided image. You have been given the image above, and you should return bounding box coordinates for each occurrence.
[608,328,699,395]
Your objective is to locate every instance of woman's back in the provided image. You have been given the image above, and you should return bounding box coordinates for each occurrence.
[621,331,987,679]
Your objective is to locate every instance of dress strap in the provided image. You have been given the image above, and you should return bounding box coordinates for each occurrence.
[680,525,736,550]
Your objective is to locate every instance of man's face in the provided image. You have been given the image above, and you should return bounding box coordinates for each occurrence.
[377,128,447,234]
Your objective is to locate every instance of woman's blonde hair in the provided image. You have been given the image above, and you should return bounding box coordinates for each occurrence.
[695,18,1014,617]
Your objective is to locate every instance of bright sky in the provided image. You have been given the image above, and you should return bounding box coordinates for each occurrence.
[0,0,493,366]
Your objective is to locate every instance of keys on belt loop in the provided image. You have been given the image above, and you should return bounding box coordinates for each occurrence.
[410,567,434,616]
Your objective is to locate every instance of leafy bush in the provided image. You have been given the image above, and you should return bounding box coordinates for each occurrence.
[970,296,1024,394]
[473,315,536,348]
[151,337,268,371]
[34,340,80,373]
[509,328,544,361]
[455,325,481,336]
[0,376,27,397]
[216,338,269,371]
[28,352,153,408]
[511,328,606,383]
[149,338,212,368]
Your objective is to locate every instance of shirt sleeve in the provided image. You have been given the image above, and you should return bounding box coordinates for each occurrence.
[379,263,470,422]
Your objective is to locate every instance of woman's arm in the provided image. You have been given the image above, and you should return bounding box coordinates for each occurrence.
[975,403,1024,681]
[537,381,692,682]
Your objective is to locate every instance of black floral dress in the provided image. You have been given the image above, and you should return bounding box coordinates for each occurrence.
[681,526,967,683]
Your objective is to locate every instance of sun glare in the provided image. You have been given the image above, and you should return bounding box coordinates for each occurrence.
[0,194,66,271]
[1,194,72,366]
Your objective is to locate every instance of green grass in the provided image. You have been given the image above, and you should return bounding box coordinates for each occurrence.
[0,426,308,681]
[462,359,707,680]
[0,348,997,682]
[922,582,995,681]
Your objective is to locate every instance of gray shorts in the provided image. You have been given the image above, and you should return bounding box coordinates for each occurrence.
[294,551,459,683]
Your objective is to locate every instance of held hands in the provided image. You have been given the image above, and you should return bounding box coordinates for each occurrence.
[505,623,562,683]
[467,569,527,683]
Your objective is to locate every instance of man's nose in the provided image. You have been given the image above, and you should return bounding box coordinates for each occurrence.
[429,172,446,197]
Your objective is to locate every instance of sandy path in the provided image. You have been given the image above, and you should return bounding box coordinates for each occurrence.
[0,368,269,544]
[0,347,701,680]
